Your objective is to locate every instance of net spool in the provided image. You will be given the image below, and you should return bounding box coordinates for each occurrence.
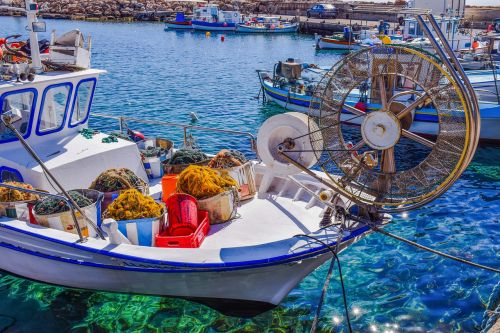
[303,44,479,213]
[257,112,323,176]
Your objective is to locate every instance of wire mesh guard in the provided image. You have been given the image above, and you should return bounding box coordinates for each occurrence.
[308,45,476,211]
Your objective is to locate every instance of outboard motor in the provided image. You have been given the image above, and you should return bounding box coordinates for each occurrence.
[343,26,352,41]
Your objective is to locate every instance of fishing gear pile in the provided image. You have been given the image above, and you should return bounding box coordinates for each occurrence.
[176,165,237,200]
[208,149,247,169]
[141,146,166,158]
[89,168,148,194]
[0,182,38,202]
[168,149,208,165]
[34,190,93,215]
[104,189,163,221]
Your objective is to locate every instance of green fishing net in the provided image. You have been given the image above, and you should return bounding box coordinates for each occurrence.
[34,191,93,215]
[89,168,148,193]
[168,149,208,165]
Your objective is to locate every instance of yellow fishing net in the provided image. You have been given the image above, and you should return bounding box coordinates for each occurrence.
[176,165,237,200]
[0,181,38,202]
[105,189,163,221]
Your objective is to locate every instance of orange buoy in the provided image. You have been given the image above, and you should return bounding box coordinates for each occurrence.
[472,40,480,50]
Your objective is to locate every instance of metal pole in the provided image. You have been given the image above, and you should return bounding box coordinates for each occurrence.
[1,116,105,240]
[25,0,43,73]
[0,183,85,242]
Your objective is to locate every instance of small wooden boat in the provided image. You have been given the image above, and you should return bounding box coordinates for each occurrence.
[315,33,363,50]
[164,12,192,30]
[236,17,298,33]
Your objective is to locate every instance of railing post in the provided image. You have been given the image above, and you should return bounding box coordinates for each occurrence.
[183,127,188,147]
[119,116,124,133]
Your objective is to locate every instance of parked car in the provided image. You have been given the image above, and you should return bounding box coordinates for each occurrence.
[306,3,338,19]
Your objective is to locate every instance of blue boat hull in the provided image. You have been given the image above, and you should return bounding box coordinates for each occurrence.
[192,21,236,31]
[261,81,500,142]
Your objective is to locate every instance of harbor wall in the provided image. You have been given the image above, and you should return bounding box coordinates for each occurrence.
[0,0,497,30]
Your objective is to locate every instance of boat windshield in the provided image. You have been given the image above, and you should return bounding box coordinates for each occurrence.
[70,79,95,126]
[37,84,72,134]
[0,90,36,142]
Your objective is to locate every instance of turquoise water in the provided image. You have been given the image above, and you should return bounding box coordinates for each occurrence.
[1,17,499,332]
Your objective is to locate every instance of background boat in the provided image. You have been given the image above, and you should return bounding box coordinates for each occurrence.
[236,17,298,34]
[164,12,192,30]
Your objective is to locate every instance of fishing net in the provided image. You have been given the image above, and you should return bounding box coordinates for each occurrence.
[168,149,208,165]
[141,146,167,158]
[89,168,148,193]
[177,165,238,200]
[208,149,248,169]
[33,190,93,215]
[104,189,163,221]
[0,182,38,202]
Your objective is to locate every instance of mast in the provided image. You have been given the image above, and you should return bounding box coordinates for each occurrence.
[25,0,43,73]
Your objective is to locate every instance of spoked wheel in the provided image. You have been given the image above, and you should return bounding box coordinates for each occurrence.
[307,45,479,213]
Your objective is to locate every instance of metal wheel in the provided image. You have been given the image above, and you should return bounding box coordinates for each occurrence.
[307,45,479,212]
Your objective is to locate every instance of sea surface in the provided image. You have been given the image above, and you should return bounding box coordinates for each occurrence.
[0,16,499,333]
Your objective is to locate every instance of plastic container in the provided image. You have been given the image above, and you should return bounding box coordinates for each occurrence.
[0,200,36,223]
[223,162,257,201]
[116,213,166,247]
[33,189,103,237]
[155,210,210,248]
[161,174,179,203]
[198,188,237,225]
[167,193,198,234]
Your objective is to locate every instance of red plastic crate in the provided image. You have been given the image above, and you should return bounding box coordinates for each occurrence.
[155,210,210,248]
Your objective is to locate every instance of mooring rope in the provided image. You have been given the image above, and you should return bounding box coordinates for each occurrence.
[368,223,500,274]
[294,232,353,333]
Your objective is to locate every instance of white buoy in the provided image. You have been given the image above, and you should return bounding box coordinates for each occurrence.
[190,112,199,122]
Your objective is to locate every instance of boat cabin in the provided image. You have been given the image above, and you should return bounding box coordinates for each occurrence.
[401,16,472,51]
[193,4,241,24]
[0,28,147,193]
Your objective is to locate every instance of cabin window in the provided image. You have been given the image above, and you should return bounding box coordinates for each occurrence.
[0,89,37,143]
[37,83,72,135]
[69,79,96,127]
[408,22,417,36]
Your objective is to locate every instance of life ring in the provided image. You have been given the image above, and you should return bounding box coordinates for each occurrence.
[233,12,238,17]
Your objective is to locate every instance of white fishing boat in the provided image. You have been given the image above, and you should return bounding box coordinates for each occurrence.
[0,5,481,318]
[191,4,241,32]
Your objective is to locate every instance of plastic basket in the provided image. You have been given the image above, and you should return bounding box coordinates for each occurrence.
[156,210,210,248]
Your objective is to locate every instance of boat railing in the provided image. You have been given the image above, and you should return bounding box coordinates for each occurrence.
[91,113,257,152]
[0,182,99,243]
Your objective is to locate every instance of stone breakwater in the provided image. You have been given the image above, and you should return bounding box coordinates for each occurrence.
[0,0,263,20]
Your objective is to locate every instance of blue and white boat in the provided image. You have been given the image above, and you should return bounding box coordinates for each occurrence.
[164,12,192,30]
[191,4,242,32]
[236,17,299,33]
[257,60,500,143]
